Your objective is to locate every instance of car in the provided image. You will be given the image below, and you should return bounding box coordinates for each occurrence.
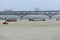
[6,19,17,22]
[29,19,45,21]
[56,19,60,21]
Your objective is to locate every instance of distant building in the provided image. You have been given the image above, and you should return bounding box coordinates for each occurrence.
[35,7,40,11]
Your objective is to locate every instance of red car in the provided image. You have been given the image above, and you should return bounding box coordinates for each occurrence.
[3,21,8,24]
[6,19,17,22]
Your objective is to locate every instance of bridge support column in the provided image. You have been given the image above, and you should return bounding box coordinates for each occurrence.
[49,16,52,20]
[20,16,24,19]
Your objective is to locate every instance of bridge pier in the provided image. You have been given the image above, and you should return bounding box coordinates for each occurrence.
[49,16,52,20]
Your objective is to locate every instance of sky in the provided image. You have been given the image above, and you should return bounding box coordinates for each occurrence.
[0,0,60,11]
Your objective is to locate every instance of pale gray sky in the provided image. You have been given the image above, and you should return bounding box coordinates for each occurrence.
[0,0,60,11]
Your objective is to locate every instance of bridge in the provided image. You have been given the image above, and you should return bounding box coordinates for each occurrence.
[0,10,60,19]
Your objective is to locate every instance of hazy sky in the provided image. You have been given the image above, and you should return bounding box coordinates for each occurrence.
[0,0,60,11]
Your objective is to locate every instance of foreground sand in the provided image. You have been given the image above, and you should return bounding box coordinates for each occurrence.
[0,20,60,27]
[0,20,60,40]
[0,26,60,40]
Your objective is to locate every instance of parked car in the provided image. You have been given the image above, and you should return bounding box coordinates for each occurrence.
[29,19,45,21]
[56,19,60,21]
[6,19,17,22]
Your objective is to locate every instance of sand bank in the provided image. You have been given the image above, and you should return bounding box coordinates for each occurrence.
[0,20,60,27]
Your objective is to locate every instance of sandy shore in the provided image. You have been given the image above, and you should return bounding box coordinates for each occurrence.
[0,20,60,40]
[0,26,60,40]
[0,20,60,27]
